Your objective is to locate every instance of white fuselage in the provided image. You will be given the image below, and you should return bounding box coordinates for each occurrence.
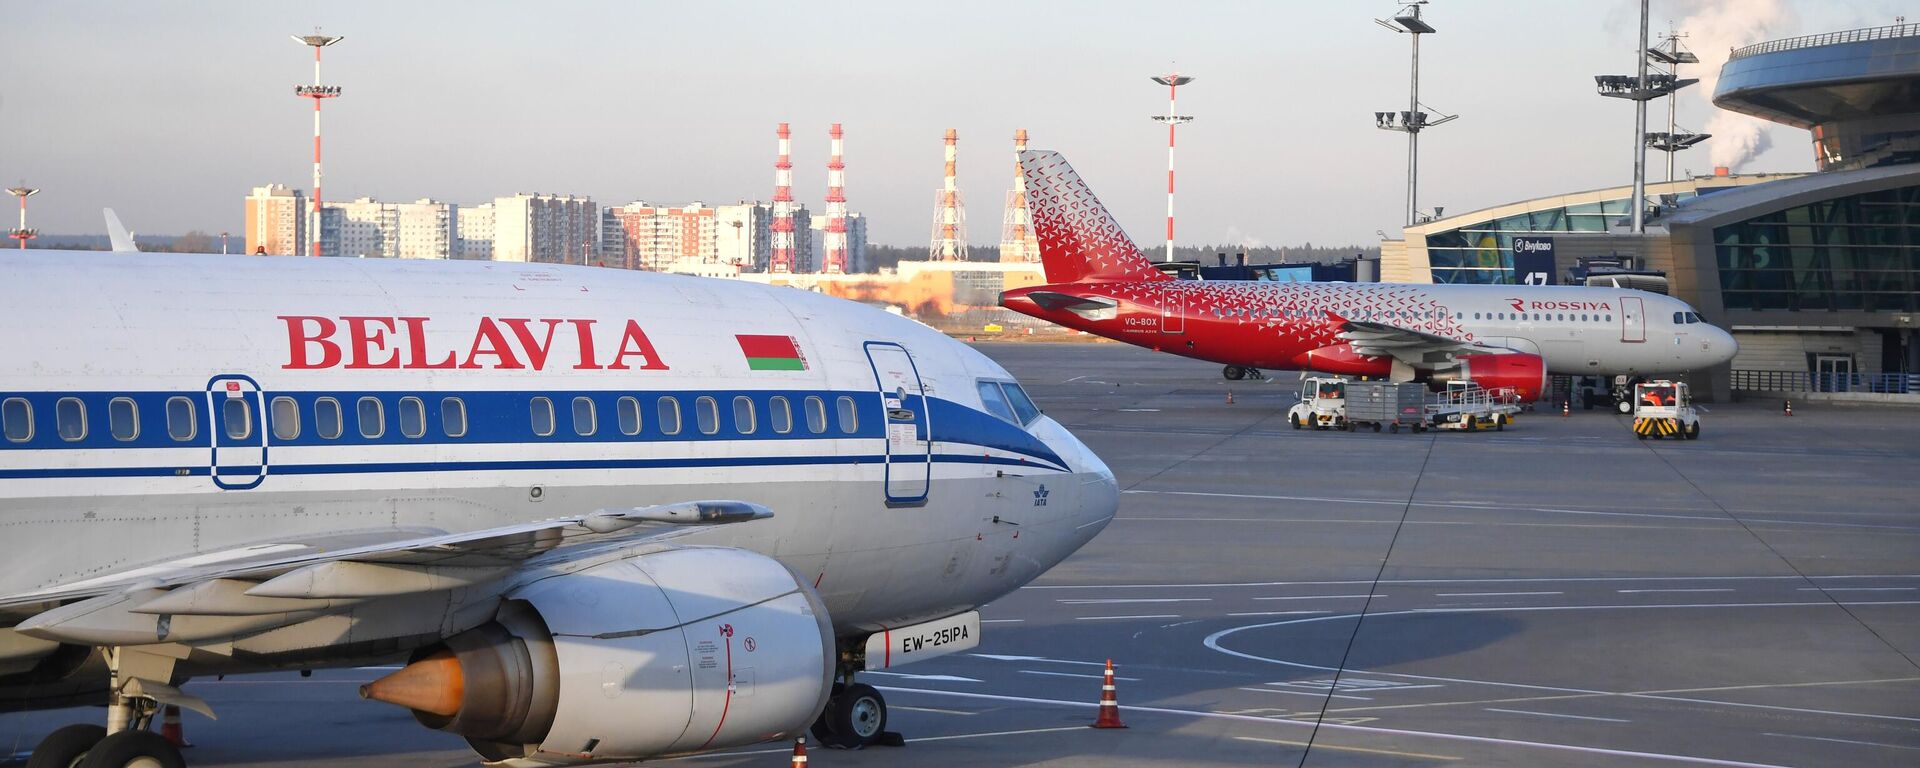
[0,252,1118,677]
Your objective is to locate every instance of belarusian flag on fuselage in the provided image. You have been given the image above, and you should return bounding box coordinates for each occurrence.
[736,334,807,371]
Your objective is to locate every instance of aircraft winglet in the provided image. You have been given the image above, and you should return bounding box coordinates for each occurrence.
[103,209,138,252]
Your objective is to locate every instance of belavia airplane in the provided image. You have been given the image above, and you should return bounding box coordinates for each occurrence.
[999,151,1737,401]
[0,251,1117,766]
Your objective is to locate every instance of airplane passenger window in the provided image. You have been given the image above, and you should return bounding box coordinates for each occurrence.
[111,397,140,441]
[658,397,682,435]
[399,397,427,439]
[3,397,32,442]
[977,381,1017,423]
[223,397,251,441]
[56,397,86,441]
[1001,383,1041,425]
[166,397,197,442]
[441,398,467,438]
[835,396,858,434]
[270,397,299,441]
[804,396,827,434]
[770,396,793,434]
[696,396,719,435]
[733,396,755,434]
[1473,313,1481,320]
[314,397,342,440]
[529,397,554,437]
[357,397,384,439]
[572,396,596,437]
[617,396,641,436]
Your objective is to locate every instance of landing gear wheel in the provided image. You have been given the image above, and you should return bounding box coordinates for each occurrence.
[75,729,183,768]
[820,683,888,749]
[26,724,106,768]
[810,682,846,743]
[1223,365,1246,381]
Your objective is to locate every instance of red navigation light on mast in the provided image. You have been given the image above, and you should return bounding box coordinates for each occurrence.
[1150,73,1195,264]
[6,187,38,250]
[293,32,343,258]
[771,123,797,273]
[823,124,848,274]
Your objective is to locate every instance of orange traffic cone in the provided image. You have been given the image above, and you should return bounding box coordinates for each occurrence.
[1226,390,1235,405]
[1784,399,1793,417]
[159,704,192,748]
[1562,400,1570,417]
[789,736,808,767]
[1091,659,1127,729]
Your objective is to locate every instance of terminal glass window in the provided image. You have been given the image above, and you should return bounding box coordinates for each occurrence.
[314,398,342,440]
[530,397,554,437]
[270,397,299,441]
[357,397,384,439]
[696,396,719,435]
[399,397,426,439]
[617,396,642,436]
[111,398,140,441]
[441,398,467,438]
[1714,184,1920,313]
[56,398,86,441]
[3,398,31,442]
[769,396,793,434]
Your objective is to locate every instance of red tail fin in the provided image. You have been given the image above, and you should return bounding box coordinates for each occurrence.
[1020,150,1171,284]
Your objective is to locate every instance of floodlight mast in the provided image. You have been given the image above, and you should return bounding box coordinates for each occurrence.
[1374,2,1454,228]
[293,32,343,257]
[1151,72,1194,263]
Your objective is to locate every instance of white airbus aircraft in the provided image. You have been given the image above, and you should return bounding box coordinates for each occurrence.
[0,251,1118,767]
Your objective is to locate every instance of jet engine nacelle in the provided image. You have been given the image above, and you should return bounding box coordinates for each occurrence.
[1291,344,1393,377]
[361,546,835,766]
[1426,352,1548,402]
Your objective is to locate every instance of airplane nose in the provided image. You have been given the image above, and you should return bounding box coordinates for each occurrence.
[1713,327,1739,365]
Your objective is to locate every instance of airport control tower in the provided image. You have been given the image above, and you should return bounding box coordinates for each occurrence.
[1714,22,1920,171]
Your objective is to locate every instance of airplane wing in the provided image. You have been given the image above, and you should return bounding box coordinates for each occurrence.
[1328,311,1484,364]
[2,500,770,645]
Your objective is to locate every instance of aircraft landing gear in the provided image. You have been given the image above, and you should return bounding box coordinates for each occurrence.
[1222,366,1265,381]
[29,648,191,768]
[811,652,901,749]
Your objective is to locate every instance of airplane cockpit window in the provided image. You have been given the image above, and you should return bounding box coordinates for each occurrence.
[4,397,32,443]
[977,380,1017,423]
[1002,382,1042,425]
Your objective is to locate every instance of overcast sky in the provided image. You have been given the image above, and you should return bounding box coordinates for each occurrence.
[1,1,1902,247]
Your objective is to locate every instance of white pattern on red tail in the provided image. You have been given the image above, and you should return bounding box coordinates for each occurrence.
[1020,150,1171,284]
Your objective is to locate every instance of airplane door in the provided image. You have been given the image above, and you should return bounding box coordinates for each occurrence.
[1620,296,1646,343]
[207,375,267,490]
[1161,287,1185,334]
[864,342,931,506]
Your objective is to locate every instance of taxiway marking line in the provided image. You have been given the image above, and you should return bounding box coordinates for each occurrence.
[1761,733,1920,751]
[1206,602,1920,724]
[1058,597,1211,604]
[1618,588,1735,593]
[1120,489,1920,531]
[1020,670,1141,682]
[1322,676,1920,717]
[1484,707,1630,723]
[969,654,1109,667]
[1800,587,1914,591]
[1073,613,1181,621]
[908,725,1092,743]
[874,686,1801,768]
[1434,591,1562,597]
[1234,735,1459,761]
[1254,594,1381,601]
[1023,574,1920,590]
[980,618,1024,624]
[1229,610,1331,617]
[891,705,976,716]
[1238,687,1371,701]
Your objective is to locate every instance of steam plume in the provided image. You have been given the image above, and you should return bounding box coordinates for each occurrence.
[1674,0,1797,170]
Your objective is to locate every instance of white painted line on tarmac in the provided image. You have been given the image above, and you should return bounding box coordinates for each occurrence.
[874,686,1803,768]
[1800,587,1915,592]
[1239,686,1372,701]
[1058,597,1211,604]
[1254,594,1382,601]
[980,618,1025,624]
[1020,670,1141,682]
[1073,613,1182,621]
[908,725,1091,743]
[1618,588,1736,593]
[1485,707,1630,723]
[1761,733,1920,751]
[893,705,976,716]
[1024,573,1920,590]
[1229,610,1331,617]
[863,671,983,683]
[1434,591,1563,597]
[969,654,1108,667]
[1234,735,1459,761]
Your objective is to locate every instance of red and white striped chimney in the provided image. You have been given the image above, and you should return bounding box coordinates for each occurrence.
[823,124,848,274]
[770,122,796,273]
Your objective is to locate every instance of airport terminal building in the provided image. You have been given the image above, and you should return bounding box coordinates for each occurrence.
[1381,24,1920,402]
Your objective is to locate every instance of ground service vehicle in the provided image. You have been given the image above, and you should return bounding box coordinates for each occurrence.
[1429,381,1522,431]
[1288,377,1346,430]
[1343,381,1429,433]
[1633,379,1701,439]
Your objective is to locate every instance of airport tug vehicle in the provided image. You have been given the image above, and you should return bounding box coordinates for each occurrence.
[1289,376,1348,430]
[1632,379,1701,439]
[1428,380,1522,432]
